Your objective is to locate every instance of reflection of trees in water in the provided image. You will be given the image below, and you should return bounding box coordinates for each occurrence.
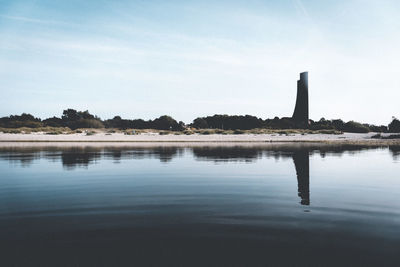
[61,148,102,170]
[0,145,395,206]
[102,147,182,163]
[0,146,312,205]
[0,146,183,168]
[0,152,39,167]
[192,145,383,162]
[60,147,182,168]
[389,146,400,161]
[192,147,263,162]
[0,145,394,168]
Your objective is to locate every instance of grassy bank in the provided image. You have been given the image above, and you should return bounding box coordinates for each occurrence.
[126,128,343,135]
[0,127,344,135]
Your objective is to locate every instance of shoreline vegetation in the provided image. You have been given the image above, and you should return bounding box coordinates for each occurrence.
[0,126,345,136]
[0,109,399,133]
[0,109,399,145]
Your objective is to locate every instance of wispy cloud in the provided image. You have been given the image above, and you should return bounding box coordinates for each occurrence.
[0,1,399,123]
[0,14,68,25]
[293,0,310,19]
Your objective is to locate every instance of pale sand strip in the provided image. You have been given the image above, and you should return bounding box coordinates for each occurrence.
[0,132,399,146]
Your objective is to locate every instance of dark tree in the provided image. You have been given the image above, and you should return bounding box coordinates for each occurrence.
[192,115,263,130]
[104,116,134,129]
[193,118,208,129]
[342,121,370,133]
[61,109,103,129]
[389,117,400,133]
[62,109,80,122]
[152,115,180,130]
[0,113,42,128]
[43,117,64,127]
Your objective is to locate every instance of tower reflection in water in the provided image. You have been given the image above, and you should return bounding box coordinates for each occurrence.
[292,150,310,205]
[5,145,386,207]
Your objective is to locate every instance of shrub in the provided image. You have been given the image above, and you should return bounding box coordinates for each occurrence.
[386,134,400,139]
[316,129,343,135]
[275,129,301,135]
[233,129,245,134]
[372,134,400,139]
[249,129,267,134]
[369,125,388,133]
[124,129,137,135]
[343,121,370,133]
[371,133,382,139]
[222,130,233,135]
[46,131,62,135]
[67,119,104,130]
[1,129,22,134]
[43,117,64,127]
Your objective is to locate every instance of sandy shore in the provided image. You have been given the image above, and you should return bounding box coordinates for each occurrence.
[0,132,399,145]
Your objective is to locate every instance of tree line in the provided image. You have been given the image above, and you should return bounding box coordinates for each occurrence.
[192,115,399,133]
[0,109,185,131]
[0,109,399,133]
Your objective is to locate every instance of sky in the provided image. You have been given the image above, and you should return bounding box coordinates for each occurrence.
[0,0,399,124]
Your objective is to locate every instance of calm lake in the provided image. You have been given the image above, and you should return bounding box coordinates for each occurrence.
[0,144,399,266]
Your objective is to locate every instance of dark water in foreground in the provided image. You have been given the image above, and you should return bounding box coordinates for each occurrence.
[0,144,399,266]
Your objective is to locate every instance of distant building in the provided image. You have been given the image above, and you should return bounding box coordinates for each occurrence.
[292,72,309,127]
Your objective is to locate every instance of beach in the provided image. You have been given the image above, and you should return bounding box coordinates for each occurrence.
[0,132,399,145]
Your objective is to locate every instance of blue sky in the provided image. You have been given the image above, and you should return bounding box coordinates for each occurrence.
[0,0,399,124]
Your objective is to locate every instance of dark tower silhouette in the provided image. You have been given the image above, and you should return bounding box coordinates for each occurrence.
[292,72,309,127]
[292,150,310,205]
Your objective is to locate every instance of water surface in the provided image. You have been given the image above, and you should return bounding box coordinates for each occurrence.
[0,144,399,266]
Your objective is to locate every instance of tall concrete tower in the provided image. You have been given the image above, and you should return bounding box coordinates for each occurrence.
[292,72,309,127]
